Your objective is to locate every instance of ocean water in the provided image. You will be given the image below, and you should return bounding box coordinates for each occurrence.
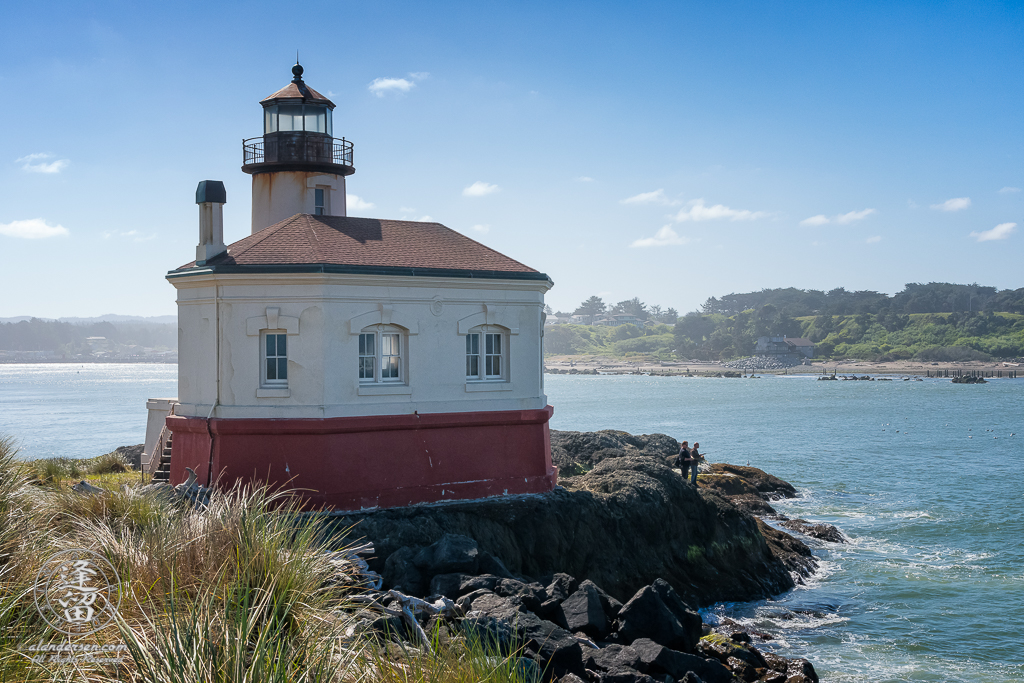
[0,363,177,460]
[545,373,1024,683]
[0,364,1021,681]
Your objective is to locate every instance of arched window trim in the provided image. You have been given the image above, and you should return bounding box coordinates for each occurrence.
[358,323,408,385]
[465,324,509,383]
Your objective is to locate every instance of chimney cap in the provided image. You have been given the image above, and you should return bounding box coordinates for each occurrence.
[196,180,226,205]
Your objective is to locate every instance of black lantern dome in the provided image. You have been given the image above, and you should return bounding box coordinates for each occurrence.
[242,63,354,176]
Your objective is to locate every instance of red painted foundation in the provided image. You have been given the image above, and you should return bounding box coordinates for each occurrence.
[165,406,557,510]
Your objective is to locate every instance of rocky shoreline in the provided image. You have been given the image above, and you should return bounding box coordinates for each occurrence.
[333,429,846,683]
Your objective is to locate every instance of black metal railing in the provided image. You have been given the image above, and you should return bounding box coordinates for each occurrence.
[243,133,354,168]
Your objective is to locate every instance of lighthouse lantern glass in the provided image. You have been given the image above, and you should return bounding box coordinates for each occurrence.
[264,106,278,133]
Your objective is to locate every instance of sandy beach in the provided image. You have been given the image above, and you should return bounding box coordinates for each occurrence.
[545,355,1021,377]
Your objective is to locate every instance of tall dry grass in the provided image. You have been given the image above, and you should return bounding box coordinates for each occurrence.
[0,435,536,683]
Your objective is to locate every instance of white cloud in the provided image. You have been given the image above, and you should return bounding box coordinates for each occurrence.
[799,214,831,226]
[399,206,416,213]
[630,225,690,248]
[999,186,1021,194]
[470,224,490,234]
[0,218,69,239]
[462,181,500,197]
[576,176,594,183]
[866,235,882,244]
[368,77,415,97]
[931,197,971,212]
[620,189,679,206]
[803,208,876,226]
[835,208,877,224]
[970,222,1016,242]
[17,153,69,174]
[346,194,375,211]
[672,199,767,223]
[368,72,429,97]
[418,215,433,222]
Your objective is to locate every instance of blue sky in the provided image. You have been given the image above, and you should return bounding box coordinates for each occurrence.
[1,0,1021,318]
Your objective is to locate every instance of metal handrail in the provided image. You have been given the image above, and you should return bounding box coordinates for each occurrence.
[243,135,354,167]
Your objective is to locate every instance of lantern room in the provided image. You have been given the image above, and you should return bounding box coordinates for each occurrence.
[242,63,354,233]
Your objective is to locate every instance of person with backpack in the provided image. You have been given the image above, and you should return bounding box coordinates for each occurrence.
[677,440,692,477]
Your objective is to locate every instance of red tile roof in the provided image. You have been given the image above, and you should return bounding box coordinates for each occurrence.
[173,214,544,278]
[261,82,333,105]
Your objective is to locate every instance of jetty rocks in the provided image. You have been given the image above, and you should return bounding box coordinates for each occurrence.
[334,429,840,682]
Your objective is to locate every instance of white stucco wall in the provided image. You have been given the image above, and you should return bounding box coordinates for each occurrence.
[170,271,551,419]
[251,172,347,233]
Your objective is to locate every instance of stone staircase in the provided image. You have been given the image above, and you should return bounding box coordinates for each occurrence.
[152,433,172,483]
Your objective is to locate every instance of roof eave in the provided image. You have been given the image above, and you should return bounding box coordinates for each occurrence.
[167,262,552,283]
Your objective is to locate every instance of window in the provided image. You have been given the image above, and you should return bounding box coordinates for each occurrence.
[466,328,507,381]
[359,327,404,383]
[263,332,288,386]
[314,188,326,215]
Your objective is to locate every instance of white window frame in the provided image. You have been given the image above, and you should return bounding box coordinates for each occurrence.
[466,326,508,383]
[313,186,329,215]
[358,325,406,385]
[261,330,289,388]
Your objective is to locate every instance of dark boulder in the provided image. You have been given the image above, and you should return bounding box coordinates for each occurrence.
[478,552,517,578]
[545,572,580,602]
[495,578,547,613]
[786,658,819,683]
[584,644,642,672]
[615,582,700,653]
[560,582,609,639]
[596,671,659,683]
[630,638,733,683]
[383,546,424,596]
[428,572,467,599]
[461,612,515,652]
[580,579,623,620]
[695,634,767,670]
[413,533,480,576]
[470,592,585,679]
[778,518,847,544]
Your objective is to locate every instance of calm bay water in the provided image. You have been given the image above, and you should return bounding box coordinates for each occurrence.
[0,363,1022,681]
[0,364,177,459]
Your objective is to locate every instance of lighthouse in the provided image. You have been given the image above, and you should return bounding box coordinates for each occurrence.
[154,63,558,511]
[242,63,354,233]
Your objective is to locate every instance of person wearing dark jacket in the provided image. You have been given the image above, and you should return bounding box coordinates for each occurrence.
[677,441,692,474]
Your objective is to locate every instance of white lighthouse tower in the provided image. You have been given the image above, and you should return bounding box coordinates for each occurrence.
[242,62,355,233]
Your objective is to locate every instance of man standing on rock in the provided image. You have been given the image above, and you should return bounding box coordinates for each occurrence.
[687,442,703,485]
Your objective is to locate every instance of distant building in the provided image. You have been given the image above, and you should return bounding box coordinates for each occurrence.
[783,337,815,358]
[755,336,814,359]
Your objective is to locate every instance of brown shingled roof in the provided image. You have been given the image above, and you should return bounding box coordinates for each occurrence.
[261,82,333,105]
[174,214,542,277]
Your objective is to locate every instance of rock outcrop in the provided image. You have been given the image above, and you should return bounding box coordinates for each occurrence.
[333,453,794,607]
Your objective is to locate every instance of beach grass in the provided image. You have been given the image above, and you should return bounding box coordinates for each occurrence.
[0,435,533,683]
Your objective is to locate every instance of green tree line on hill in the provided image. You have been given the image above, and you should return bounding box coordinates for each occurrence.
[545,283,1024,361]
